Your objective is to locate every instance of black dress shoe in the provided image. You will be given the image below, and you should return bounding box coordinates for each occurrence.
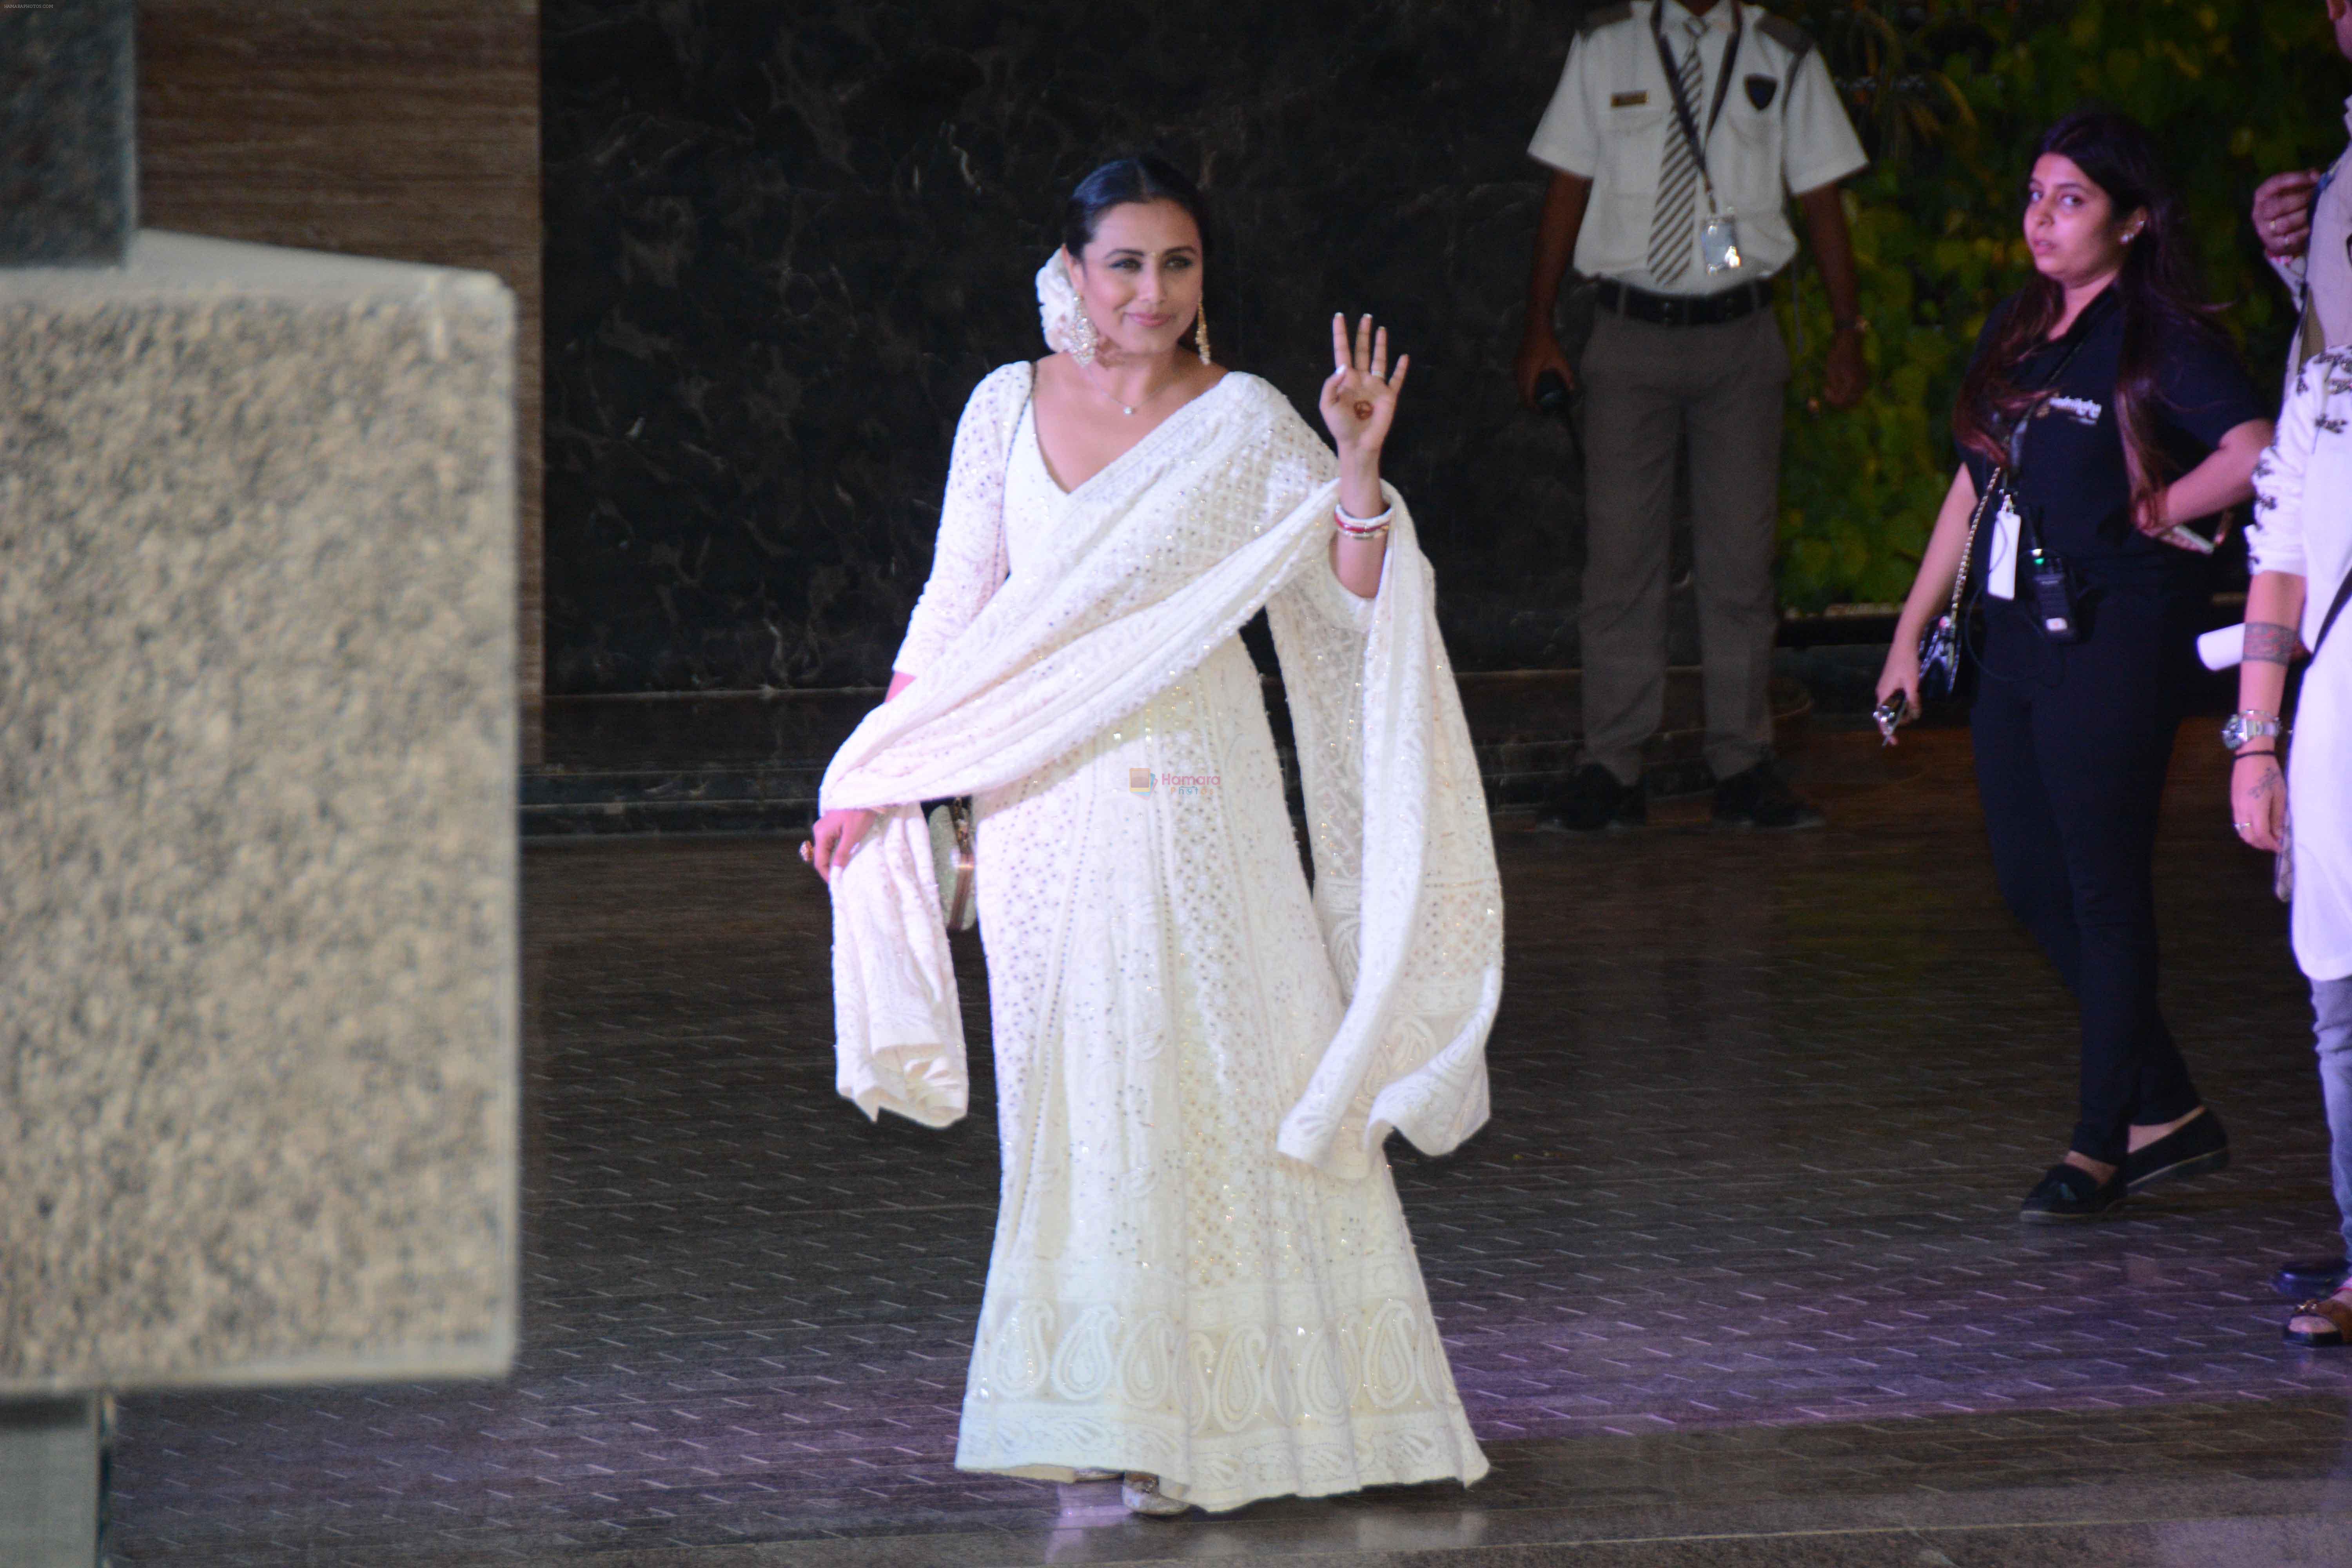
[2019,1161,2128,1223]
[2121,1107,2229,1191]
[1711,756,1825,831]
[2274,1256,2351,1299]
[1534,763,1646,833]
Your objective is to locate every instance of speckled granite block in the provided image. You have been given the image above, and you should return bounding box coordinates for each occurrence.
[0,231,516,1393]
[0,0,135,263]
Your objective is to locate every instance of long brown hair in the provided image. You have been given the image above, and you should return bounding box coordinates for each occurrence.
[1953,110,2234,526]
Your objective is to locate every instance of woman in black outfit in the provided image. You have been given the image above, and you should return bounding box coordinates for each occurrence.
[1877,111,2272,1221]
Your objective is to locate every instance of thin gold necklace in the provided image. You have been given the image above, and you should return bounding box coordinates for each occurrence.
[1088,358,1180,417]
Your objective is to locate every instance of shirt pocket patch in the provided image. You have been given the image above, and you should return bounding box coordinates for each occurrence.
[1599,103,1670,196]
[1720,100,1783,213]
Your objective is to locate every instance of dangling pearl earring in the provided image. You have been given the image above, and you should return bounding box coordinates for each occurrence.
[1193,302,1212,366]
[1070,306,1100,368]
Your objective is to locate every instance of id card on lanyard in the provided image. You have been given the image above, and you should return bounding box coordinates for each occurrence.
[1652,2,1744,274]
[1987,323,2096,600]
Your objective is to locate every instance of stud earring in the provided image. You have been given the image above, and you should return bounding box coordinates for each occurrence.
[1193,302,1212,366]
[1070,306,1100,368]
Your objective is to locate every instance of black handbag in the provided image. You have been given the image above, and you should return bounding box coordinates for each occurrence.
[1920,473,2003,698]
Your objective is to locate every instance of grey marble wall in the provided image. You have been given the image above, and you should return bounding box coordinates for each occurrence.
[0,0,136,263]
[0,233,517,1393]
[544,0,1600,694]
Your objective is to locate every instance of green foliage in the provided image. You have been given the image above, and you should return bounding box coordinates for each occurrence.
[1772,0,2347,610]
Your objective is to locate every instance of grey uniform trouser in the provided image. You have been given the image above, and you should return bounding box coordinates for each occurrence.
[1577,304,1791,784]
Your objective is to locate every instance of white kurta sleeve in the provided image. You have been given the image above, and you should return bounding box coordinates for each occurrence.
[2249,356,2318,582]
[893,363,1028,678]
[1256,397,1379,635]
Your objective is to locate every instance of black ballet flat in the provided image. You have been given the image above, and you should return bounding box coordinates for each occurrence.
[2122,1108,2229,1192]
[2019,1161,2128,1223]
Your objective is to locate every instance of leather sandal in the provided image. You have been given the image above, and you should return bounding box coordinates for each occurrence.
[2283,1291,2352,1348]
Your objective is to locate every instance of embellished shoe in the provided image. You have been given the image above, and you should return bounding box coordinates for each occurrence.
[2122,1107,2229,1192]
[1121,1473,1189,1518]
[2273,1256,2351,1299]
[2019,1161,2127,1223]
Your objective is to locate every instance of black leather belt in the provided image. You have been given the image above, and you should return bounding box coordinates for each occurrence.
[1596,276,1773,327]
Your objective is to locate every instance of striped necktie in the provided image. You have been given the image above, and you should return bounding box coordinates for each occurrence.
[1648,18,1706,285]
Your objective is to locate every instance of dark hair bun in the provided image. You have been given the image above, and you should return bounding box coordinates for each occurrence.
[1062,154,1210,261]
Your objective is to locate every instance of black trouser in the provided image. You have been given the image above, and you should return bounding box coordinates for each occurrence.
[1969,583,2202,1165]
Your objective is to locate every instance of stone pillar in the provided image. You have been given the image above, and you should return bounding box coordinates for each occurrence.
[136,0,546,758]
[7,13,515,1557]
[0,232,518,1407]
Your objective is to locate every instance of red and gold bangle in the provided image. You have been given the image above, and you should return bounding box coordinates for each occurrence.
[1334,502,1393,538]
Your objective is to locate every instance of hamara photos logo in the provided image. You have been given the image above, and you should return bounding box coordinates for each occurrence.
[1129,769,1219,797]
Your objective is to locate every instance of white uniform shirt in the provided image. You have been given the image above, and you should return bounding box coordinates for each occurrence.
[1527,0,1866,294]
[2249,347,2352,983]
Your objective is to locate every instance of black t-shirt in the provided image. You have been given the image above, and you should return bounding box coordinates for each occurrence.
[1959,284,2263,586]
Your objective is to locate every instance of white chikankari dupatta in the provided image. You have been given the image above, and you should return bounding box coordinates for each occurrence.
[822,272,1500,1178]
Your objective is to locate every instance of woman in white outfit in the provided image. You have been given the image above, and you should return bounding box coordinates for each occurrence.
[804,156,1501,1515]
[2236,343,2352,1347]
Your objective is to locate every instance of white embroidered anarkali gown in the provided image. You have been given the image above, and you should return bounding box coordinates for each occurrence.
[888,367,1488,1510]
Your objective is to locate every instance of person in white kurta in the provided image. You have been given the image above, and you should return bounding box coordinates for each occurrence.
[889,365,1489,1504]
[812,180,1501,1514]
[2239,344,2352,1345]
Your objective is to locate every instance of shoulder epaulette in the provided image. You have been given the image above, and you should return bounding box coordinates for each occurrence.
[1754,12,1814,60]
[1577,4,1633,38]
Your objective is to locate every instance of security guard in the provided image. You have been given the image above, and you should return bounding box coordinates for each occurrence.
[1517,0,1869,831]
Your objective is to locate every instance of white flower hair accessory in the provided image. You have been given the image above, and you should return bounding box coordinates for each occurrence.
[1035,250,1082,355]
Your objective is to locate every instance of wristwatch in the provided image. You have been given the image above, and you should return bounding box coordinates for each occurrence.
[2220,710,2285,750]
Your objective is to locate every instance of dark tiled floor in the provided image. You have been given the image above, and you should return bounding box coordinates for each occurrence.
[109,727,2352,1565]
